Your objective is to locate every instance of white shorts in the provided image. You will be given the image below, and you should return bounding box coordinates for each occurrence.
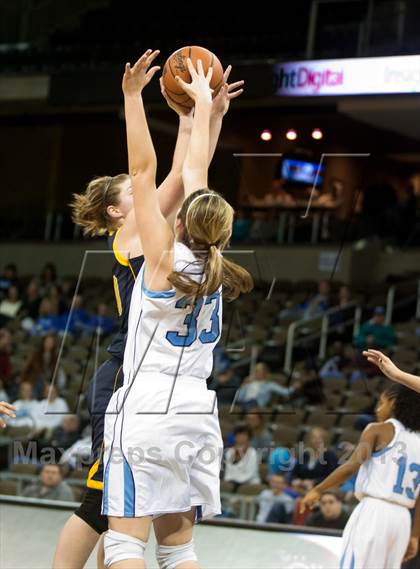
[101,374,223,520]
[340,496,411,569]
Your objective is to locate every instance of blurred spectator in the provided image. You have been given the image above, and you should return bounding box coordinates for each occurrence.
[305,490,349,530]
[329,286,354,340]
[245,410,273,452]
[0,263,18,295]
[237,363,292,411]
[60,278,76,305]
[21,464,74,502]
[21,334,66,397]
[60,433,91,470]
[292,360,324,406]
[278,300,303,321]
[39,263,57,295]
[269,446,296,477]
[291,427,338,484]
[337,285,351,307]
[319,341,347,379]
[318,341,367,383]
[224,425,260,486]
[211,368,241,407]
[9,382,41,429]
[303,280,331,320]
[49,415,81,453]
[89,302,115,335]
[31,298,62,336]
[38,384,69,432]
[63,295,91,334]
[354,306,396,351]
[0,286,22,326]
[48,284,67,315]
[21,278,42,322]
[0,329,12,390]
[256,474,295,523]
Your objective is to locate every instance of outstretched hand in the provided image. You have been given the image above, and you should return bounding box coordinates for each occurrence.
[0,401,16,429]
[176,58,213,104]
[299,488,321,514]
[122,49,161,97]
[212,65,244,117]
[159,77,194,118]
[363,349,401,380]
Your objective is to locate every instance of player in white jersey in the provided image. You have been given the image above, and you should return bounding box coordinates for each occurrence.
[101,52,253,569]
[301,384,420,568]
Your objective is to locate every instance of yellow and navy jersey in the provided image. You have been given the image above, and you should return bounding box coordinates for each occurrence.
[107,228,144,358]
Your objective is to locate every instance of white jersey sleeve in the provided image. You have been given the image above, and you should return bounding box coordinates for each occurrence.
[122,241,222,386]
[355,418,420,508]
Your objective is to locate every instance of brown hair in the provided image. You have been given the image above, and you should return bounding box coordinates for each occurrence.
[70,174,129,236]
[21,333,59,387]
[168,189,253,301]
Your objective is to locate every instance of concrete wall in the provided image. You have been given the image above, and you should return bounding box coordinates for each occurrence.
[2,240,418,287]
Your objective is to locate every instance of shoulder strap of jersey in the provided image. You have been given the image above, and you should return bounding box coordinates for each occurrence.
[385,418,402,443]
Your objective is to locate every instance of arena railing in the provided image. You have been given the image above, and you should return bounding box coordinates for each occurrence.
[385,278,420,325]
[283,301,361,374]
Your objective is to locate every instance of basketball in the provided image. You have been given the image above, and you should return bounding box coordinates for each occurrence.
[162,46,224,109]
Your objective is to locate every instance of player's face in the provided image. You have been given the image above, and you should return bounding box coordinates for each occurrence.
[375,394,393,422]
[116,180,134,217]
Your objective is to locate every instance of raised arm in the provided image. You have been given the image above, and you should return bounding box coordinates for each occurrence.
[208,65,244,164]
[363,349,420,393]
[156,81,194,218]
[123,49,174,288]
[176,59,213,197]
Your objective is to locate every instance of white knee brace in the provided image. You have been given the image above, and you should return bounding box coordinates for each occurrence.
[104,529,146,567]
[156,539,197,569]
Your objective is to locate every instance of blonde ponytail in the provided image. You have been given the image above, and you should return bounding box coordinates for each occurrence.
[168,189,254,301]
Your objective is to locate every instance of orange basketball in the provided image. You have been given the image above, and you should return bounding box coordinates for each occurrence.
[162,46,224,110]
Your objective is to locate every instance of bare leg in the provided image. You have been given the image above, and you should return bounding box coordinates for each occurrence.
[97,535,105,569]
[106,516,153,569]
[53,514,100,569]
[153,508,200,569]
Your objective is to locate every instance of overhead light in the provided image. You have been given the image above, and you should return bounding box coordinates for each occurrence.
[312,128,323,140]
[260,129,272,142]
[286,129,297,141]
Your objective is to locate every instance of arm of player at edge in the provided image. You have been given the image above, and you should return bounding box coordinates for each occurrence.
[364,349,420,394]
[299,423,383,513]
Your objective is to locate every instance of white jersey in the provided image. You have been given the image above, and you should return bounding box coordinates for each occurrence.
[355,418,420,508]
[122,241,222,386]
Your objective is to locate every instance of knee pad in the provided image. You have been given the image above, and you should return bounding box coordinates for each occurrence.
[104,529,146,567]
[156,539,197,569]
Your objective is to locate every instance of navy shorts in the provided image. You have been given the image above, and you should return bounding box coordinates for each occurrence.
[86,355,124,489]
[74,356,123,533]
